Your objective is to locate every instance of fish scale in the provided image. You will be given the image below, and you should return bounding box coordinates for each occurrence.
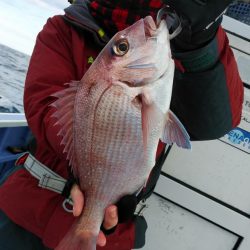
[80,85,145,198]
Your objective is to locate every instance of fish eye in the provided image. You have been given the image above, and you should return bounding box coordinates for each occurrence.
[112,39,129,56]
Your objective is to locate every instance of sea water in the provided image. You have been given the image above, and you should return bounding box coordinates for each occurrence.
[0,43,30,113]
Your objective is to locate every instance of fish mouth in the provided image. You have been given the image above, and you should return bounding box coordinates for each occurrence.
[125,16,158,71]
[143,16,159,40]
[144,16,157,33]
[122,16,170,85]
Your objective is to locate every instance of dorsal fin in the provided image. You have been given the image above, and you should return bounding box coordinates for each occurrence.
[50,81,79,171]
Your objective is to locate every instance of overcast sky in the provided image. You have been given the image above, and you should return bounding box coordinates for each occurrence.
[0,0,70,55]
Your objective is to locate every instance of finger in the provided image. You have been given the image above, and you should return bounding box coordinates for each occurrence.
[70,184,84,217]
[97,231,106,247]
[102,205,118,230]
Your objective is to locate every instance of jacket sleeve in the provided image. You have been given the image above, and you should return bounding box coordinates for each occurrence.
[22,16,84,248]
[23,15,138,249]
[170,26,244,140]
[24,16,79,166]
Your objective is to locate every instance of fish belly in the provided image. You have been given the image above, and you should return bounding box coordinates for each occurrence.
[74,83,151,236]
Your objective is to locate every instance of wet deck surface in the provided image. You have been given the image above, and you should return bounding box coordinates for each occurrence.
[139,194,238,250]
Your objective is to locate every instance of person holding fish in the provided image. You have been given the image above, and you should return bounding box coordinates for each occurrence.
[0,0,243,250]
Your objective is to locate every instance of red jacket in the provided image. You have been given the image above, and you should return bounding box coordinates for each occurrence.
[0,10,243,250]
[0,16,148,249]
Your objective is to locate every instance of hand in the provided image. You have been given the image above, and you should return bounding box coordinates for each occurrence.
[162,0,234,50]
[70,184,118,246]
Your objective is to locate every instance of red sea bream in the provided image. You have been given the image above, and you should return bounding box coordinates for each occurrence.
[52,15,191,250]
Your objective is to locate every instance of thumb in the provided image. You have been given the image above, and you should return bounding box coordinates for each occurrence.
[70,184,84,217]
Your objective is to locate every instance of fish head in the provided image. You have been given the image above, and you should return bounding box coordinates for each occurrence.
[99,16,172,86]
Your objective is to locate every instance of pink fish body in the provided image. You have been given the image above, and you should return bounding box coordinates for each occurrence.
[53,16,191,250]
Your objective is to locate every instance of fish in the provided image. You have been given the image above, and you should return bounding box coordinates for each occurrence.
[52,15,191,250]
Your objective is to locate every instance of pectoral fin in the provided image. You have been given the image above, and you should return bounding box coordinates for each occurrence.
[161,110,191,149]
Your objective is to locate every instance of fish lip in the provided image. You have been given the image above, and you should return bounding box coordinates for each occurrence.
[143,16,158,39]
[143,16,157,31]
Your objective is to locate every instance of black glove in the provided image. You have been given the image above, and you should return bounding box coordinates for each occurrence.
[101,194,148,249]
[163,0,234,51]
[101,194,138,235]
